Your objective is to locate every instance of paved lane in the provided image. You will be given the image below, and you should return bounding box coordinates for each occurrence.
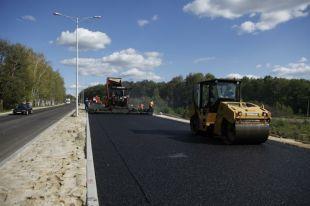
[89,114,310,206]
[0,104,74,163]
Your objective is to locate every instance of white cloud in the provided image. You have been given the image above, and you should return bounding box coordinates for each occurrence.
[226,73,258,79]
[102,48,162,70]
[89,82,101,86]
[61,48,163,81]
[152,15,159,21]
[67,82,102,90]
[21,15,36,22]
[249,12,256,18]
[183,0,310,34]
[67,84,87,89]
[272,58,310,79]
[61,58,118,76]
[239,21,256,33]
[194,56,215,63]
[137,19,149,27]
[299,57,307,62]
[55,28,111,51]
[138,15,159,27]
[121,68,161,81]
[256,64,262,68]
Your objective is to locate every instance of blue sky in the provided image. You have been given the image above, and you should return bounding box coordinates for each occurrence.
[1,0,310,94]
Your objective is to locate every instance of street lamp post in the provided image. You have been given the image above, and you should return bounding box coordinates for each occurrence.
[53,12,101,116]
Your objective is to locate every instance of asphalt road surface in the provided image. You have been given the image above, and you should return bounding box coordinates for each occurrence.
[89,114,310,206]
[0,104,74,163]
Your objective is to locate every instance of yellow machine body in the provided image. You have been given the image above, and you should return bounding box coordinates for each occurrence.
[190,79,271,144]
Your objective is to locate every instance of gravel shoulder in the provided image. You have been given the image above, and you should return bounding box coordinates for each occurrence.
[0,108,87,206]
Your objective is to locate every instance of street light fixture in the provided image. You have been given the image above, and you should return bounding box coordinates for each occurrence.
[53,12,101,117]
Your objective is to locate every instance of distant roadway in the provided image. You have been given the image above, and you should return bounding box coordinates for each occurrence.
[89,114,310,206]
[0,104,74,163]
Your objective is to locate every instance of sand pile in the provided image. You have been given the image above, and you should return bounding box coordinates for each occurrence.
[0,109,86,206]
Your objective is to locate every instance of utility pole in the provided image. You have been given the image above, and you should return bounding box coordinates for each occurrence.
[76,17,79,116]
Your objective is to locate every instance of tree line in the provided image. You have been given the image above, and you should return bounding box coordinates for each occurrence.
[82,73,310,117]
[0,39,66,111]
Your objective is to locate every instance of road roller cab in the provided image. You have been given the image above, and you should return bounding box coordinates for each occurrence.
[190,79,271,144]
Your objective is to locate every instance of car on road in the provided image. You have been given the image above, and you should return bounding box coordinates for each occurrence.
[13,103,33,115]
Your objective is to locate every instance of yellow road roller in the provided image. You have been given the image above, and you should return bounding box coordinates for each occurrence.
[190,79,271,144]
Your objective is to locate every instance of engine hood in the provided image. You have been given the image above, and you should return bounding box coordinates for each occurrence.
[221,101,271,119]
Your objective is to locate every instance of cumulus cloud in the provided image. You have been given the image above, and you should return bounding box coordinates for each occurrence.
[55,28,111,51]
[61,48,162,81]
[194,56,215,63]
[121,68,161,81]
[183,0,310,34]
[61,58,118,76]
[256,64,262,68]
[21,15,36,22]
[102,48,162,70]
[272,57,310,79]
[226,73,258,79]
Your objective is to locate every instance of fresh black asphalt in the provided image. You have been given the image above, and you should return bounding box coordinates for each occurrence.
[89,114,310,206]
[0,104,74,163]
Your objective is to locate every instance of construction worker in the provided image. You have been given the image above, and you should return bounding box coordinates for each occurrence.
[148,100,154,114]
[84,98,89,111]
[149,100,154,109]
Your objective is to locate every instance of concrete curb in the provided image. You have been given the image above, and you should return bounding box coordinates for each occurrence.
[154,113,310,149]
[86,113,100,206]
[0,108,74,168]
[268,136,310,149]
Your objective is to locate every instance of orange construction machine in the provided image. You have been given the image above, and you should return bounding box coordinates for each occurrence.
[88,77,154,114]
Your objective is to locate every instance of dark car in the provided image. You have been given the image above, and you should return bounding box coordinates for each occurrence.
[13,103,33,115]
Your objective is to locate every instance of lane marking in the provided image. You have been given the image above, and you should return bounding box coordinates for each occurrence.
[0,108,74,168]
[86,113,100,206]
